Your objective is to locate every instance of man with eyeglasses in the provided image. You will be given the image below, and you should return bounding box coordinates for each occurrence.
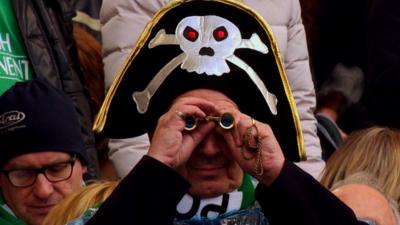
[0,78,89,225]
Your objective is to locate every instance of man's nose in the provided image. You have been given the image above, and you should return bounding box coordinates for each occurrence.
[32,174,54,199]
[197,134,221,157]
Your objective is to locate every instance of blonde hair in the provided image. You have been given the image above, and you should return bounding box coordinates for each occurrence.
[42,180,118,225]
[320,126,400,209]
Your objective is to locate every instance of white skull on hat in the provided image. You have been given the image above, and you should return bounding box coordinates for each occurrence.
[133,15,278,115]
[176,15,241,75]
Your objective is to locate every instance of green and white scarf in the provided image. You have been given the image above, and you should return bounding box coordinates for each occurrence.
[175,173,256,220]
[0,194,26,225]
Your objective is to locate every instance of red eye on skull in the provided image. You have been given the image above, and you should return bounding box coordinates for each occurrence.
[183,26,198,42]
[213,26,228,41]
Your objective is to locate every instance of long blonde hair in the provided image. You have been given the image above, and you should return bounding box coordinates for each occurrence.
[320,126,400,208]
[42,180,118,225]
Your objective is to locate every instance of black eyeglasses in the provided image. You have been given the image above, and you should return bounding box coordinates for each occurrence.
[1,155,77,188]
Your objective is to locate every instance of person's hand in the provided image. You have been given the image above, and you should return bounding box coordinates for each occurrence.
[147,97,217,168]
[217,110,285,186]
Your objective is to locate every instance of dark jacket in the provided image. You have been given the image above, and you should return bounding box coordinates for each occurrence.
[256,160,359,224]
[362,0,400,128]
[12,0,99,179]
[86,156,361,225]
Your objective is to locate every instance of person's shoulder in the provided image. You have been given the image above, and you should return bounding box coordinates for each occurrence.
[241,0,295,25]
[102,0,169,13]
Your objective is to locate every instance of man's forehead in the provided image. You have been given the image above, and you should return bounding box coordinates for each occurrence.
[177,89,237,107]
[3,151,71,169]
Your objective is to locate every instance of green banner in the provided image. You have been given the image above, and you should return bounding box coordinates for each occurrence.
[0,0,33,95]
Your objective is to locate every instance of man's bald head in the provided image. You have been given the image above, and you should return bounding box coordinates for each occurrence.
[331,173,399,225]
[333,184,397,225]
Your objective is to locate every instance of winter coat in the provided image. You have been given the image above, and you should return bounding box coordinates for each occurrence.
[12,0,99,178]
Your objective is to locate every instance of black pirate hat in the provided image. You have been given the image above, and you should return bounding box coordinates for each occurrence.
[94,0,305,161]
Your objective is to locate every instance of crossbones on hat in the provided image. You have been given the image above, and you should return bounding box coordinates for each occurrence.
[94,0,305,161]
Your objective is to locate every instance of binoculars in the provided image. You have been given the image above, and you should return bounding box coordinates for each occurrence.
[184,113,235,131]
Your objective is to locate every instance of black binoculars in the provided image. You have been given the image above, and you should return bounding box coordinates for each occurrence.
[184,113,235,131]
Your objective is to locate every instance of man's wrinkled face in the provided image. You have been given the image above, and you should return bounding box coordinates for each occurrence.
[175,89,243,198]
[0,152,86,225]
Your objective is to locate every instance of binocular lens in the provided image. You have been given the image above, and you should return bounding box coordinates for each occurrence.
[220,113,234,129]
[184,116,197,131]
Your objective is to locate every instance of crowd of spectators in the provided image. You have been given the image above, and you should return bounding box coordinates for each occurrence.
[0,0,399,225]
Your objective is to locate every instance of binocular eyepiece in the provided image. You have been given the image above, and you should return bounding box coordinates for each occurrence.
[184,113,235,131]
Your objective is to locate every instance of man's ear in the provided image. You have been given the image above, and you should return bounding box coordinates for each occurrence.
[76,158,88,175]
[82,165,88,174]
[81,165,88,183]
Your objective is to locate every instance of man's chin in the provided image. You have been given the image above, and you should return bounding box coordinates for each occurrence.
[24,210,50,225]
[189,181,235,198]
[23,216,46,225]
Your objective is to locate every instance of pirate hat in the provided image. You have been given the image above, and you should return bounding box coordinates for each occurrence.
[94,0,305,161]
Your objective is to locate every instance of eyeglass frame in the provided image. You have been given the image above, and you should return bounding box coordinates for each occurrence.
[1,154,77,188]
[358,218,377,225]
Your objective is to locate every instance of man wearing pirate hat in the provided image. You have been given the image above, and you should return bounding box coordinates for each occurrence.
[78,1,361,224]
[101,0,324,179]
